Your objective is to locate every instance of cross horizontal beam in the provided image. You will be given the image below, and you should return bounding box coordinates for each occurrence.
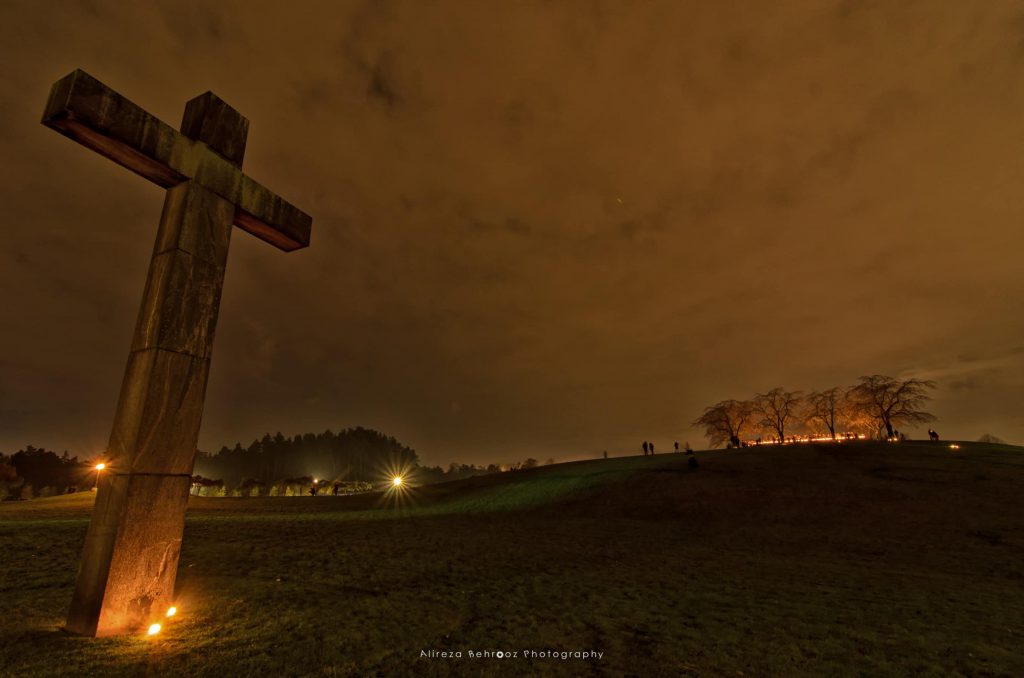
[42,70,311,251]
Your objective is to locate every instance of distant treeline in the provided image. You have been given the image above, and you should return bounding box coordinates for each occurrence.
[194,428,551,490]
[2,430,550,499]
[693,375,940,447]
[0,446,94,499]
[194,427,420,488]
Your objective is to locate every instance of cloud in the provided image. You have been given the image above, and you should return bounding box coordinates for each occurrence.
[1,0,1023,462]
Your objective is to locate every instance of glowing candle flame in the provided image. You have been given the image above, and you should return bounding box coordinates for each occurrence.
[166,606,177,617]
[95,463,106,471]
[392,476,403,487]
[147,623,161,636]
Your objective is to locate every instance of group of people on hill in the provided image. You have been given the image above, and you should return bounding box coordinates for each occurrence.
[641,441,694,456]
[308,482,346,497]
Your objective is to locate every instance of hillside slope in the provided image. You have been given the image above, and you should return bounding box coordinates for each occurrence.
[1,440,1022,677]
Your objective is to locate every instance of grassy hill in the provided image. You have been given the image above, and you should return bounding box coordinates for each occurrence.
[1,440,1022,676]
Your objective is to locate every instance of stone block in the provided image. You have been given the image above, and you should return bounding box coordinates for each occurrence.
[131,248,228,359]
[107,348,210,475]
[66,472,191,636]
[64,472,127,636]
[235,172,313,251]
[153,181,234,268]
[42,69,185,188]
[181,91,249,167]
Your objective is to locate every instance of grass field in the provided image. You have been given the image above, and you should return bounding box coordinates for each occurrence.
[1,440,1023,677]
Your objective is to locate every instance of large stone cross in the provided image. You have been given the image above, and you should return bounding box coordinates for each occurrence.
[41,70,312,636]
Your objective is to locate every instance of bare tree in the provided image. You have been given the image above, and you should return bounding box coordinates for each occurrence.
[804,387,845,439]
[753,388,803,442]
[692,399,754,448]
[847,375,937,438]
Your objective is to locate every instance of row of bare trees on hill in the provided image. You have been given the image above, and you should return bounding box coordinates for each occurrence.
[693,375,938,448]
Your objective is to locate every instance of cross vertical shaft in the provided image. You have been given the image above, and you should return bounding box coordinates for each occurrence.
[43,70,311,636]
[63,93,247,636]
[66,182,236,635]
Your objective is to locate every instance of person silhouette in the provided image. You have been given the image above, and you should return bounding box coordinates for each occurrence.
[650,442,655,454]
[674,441,680,452]
[603,450,608,459]
[642,441,649,456]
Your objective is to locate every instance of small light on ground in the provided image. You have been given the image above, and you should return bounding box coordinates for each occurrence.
[166,606,177,617]
[95,463,105,471]
[392,476,403,487]
[950,444,960,450]
[147,623,161,636]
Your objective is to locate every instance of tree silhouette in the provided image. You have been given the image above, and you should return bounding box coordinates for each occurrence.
[754,388,803,442]
[693,399,754,448]
[847,375,937,438]
[804,387,845,439]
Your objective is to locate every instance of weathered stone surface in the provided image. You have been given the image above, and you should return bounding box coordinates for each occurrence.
[64,472,126,636]
[130,253,227,358]
[181,92,248,167]
[42,70,185,188]
[234,173,314,251]
[42,69,312,251]
[132,187,233,359]
[153,181,234,268]
[66,473,191,636]
[107,349,210,475]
